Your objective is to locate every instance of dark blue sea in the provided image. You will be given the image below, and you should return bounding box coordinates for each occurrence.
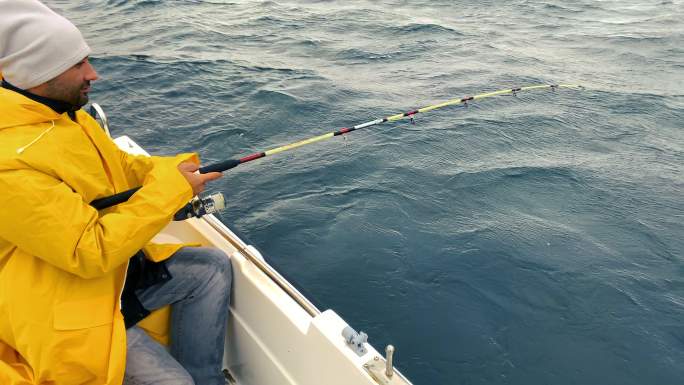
[51,1,682,384]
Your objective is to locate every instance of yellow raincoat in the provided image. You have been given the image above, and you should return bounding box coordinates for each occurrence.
[0,86,197,384]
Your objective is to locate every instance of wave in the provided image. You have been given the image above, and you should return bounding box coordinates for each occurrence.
[449,165,581,188]
[387,22,465,36]
[334,48,397,62]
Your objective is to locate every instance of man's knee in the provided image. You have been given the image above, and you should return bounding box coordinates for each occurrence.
[198,248,232,287]
[204,248,231,273]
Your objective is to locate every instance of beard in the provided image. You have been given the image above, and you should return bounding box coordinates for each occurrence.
[45,78,90,109]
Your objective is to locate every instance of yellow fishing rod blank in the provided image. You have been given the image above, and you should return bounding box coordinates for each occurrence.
[91,83,582,211]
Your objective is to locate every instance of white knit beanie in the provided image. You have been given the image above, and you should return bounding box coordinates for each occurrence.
[0,0,91,90]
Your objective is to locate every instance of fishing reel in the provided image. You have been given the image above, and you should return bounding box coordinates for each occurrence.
[174,192,226,221]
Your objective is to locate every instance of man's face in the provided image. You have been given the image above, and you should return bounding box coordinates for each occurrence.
[43,56,98,108]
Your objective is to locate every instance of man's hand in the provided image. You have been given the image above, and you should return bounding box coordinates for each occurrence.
[178,162,223,196]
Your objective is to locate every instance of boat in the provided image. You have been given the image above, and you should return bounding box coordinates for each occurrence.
[90,103,415,385]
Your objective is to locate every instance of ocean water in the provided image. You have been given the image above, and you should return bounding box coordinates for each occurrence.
[50,1,682,384]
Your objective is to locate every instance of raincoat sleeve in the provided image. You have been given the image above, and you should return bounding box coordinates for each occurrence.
[118,151,166,186]
[120,151,154,184]
[0,154,196,279]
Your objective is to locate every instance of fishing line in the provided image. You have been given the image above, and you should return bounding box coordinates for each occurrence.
[90,83,582,217]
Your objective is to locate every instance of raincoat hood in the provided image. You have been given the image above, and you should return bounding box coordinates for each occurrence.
[0,86,60,129]
[0,84,78,154]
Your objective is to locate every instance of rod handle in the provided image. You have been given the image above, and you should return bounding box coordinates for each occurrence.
[90,158,240,210]
[199,159,239,174]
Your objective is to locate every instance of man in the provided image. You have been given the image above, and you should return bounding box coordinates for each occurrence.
[0,1,232,384]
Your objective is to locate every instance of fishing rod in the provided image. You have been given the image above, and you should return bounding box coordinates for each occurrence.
[90,83,581,219]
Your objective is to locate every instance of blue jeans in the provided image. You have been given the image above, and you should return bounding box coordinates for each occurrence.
[123,247,232,385]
